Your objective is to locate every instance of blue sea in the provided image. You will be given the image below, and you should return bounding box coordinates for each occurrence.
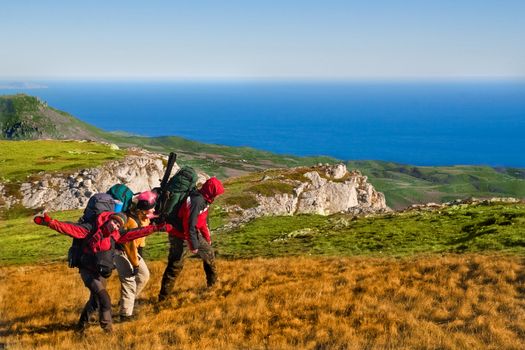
[1,80,524,167]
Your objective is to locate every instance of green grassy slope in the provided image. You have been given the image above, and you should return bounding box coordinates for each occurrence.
[214,202,525,259]
[0,140,125,183]
[1,202,523,266]
[105,133,337,178]
[0,94,107,140]
[348,160,525,209]
[0,140,126,219]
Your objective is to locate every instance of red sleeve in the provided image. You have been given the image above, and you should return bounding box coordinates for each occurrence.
[117,225,158,243]
[48,220,89,239]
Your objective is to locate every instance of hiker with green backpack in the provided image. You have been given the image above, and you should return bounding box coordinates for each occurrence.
[158,176,225,301]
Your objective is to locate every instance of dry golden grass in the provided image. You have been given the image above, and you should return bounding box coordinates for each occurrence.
[1,255,525,349]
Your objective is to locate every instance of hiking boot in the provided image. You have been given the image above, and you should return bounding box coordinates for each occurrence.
[88,314,98,325]
[74,321,88,335]
[102,325,113,334]
[206,276,219,289]
[158,293,170,303]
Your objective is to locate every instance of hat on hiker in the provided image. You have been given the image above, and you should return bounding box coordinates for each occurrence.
[199,177,225,203]
[110,212,127,227]
[136,191,157,210]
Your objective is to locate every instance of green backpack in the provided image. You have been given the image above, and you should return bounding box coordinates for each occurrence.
[160,166,198,221]
[107,184,134,212]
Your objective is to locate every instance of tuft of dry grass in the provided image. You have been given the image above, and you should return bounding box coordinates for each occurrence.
[1,255,525,349]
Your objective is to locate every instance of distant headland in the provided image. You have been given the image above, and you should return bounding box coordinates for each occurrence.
[0,82,48,89]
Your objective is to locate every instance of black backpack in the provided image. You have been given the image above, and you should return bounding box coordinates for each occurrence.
[78,193,115,226]
[69,193,116,268]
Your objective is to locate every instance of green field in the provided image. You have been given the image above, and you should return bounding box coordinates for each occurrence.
[1,96,525,266]
[0,140,125,183]
[104,133,338,178]
[214,202,525,258]
[1,202,523,266]
[348,160,525,209]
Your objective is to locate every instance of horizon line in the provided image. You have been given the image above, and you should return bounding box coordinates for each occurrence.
[1,76,525,84]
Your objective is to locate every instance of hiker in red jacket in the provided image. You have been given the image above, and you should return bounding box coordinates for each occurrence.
[158,177,225,302]
[34,211,171,333]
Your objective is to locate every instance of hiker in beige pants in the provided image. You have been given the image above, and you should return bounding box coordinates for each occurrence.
[114,247,150,319]
[115,191,157,321]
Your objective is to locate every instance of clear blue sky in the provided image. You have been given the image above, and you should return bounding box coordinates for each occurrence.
[1,0,524,80]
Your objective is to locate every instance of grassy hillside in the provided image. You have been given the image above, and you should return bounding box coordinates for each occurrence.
[1,193,524,349]
[214,202,525,259]
[0,140,125,183]
[104,133,337,178]
[2,95,525,350]
[1,202,523,266]
[348,160,525,209]
[1,255,524,349]
[0,140,126,219]
[0,94,107,140]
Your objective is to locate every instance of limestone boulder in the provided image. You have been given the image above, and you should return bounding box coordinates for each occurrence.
[232,164,390,225]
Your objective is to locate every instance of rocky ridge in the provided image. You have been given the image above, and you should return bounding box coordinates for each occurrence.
[0,153,390,225]
[0,148,190,212]
[7,149,518,230]
[222,163,391,227]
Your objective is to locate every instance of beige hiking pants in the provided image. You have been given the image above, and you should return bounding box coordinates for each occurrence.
[114,249,150,317]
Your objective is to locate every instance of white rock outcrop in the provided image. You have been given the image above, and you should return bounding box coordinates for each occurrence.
[228,164,390,225]
[0,148,187,212]
[1,155,388,224]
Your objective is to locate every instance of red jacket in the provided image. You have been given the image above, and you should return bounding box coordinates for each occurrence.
[169,177,224,250]
[48,211,163,254]
[170,195,211,249]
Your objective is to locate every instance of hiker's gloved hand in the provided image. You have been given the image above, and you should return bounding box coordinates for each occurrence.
[132,266,140,276]
[34,213,52,226]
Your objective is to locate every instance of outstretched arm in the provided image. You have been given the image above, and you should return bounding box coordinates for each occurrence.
[118,223,172,243]
[35,213,90,239]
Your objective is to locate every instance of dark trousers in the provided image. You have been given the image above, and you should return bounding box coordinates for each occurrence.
[158,235,217,301]
[78,268,112,331]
